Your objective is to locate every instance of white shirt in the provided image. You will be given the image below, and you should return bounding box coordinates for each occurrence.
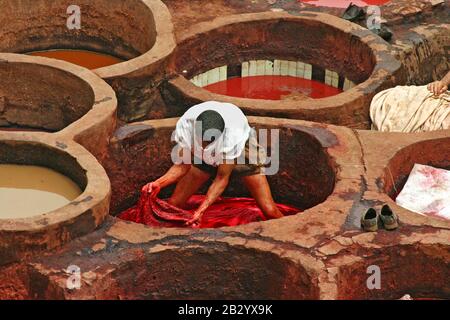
[174,101,251,166]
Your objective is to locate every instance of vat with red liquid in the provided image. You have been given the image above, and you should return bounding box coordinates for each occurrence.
[204,75,342,100]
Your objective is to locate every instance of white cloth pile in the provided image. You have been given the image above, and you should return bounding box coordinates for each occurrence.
[396,164,450,220]
[370,85,450,133]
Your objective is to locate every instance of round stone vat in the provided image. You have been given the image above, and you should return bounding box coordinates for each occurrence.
[0,53,117,161]
[95,244,319,299]
[163,11,403,129]
[0,133,111,266]
[383,137,450,201]
[0,0,176,122]
[104,117,337,220]
[336,244,450,300]
[19,226,323,300]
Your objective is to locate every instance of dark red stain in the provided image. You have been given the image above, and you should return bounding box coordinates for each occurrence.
[300,0,390,8]
[203,76,342,100]
[119,189,301,229]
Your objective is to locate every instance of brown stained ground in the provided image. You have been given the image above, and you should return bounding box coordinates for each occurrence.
[162,0,363,39]
[164,0,449,40]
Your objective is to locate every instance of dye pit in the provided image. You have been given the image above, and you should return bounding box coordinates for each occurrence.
[119,194,301,229]
[0,165,82,219]
[29,50,123,70]
[165,11,403,129]
[0,56,95,132]
[0,0,449,300]
[0,0,177,122]
[192,59,348,100]
[203,75,342,100]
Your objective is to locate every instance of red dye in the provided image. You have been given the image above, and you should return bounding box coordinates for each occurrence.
[300,0,390,8]
[204,76,342,100]
[119,189,301,229]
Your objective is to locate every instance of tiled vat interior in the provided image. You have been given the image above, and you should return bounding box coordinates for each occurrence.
[163,11,404,129]
[0,0,448,300]
[190,60,356,98]
[174,16,377,89]
[191,60,356,91]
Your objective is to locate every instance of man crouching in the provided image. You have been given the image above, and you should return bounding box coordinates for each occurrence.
[142,101,283,226]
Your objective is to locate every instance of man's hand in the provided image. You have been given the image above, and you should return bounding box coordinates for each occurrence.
[428,80,448,96]
[186,210,204,227]
[141,182,160,196]
[184,164,235,227]
[141,164,191,196]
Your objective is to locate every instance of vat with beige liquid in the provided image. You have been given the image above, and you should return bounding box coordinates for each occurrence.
[0,164,82,219]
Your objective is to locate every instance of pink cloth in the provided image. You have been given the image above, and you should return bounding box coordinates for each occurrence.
[396,164,450,220]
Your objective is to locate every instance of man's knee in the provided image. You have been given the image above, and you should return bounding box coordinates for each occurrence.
[261,201,283,219]
[168,197,181,207]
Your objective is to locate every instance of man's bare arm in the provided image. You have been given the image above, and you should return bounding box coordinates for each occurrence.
[155,164,191,188]
[442,71,450,86]
[186,164,235,225]
[143,164,191,194]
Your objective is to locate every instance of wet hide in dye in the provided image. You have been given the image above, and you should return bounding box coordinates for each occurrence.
[396,164,450,220]
[119,189,300,229]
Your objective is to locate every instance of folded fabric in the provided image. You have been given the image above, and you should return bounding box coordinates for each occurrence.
[396,164,450,220]
[370,85,450,133]
[119,190,301,229]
